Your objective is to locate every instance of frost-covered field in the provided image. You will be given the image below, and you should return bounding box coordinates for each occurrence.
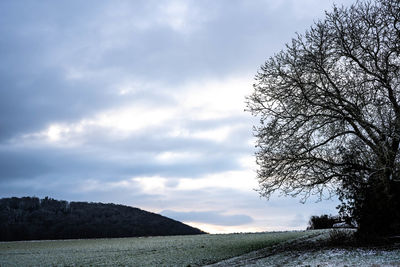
[212,246,400,267]
[208,230,400,267]
[2,230,399,266]
[0,231,308,266]
[253,247,400,267]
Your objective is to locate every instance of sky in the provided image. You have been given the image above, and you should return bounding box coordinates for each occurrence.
[0,0,356,234]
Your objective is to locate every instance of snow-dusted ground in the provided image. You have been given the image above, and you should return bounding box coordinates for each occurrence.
[1,230,399,266]
[264,248,400,267]
[217,247,400,267]
[207,230,400,267]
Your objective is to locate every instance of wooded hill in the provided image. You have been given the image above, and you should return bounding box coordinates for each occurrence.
[0,196,205,241]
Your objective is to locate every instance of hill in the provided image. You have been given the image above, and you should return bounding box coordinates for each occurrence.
[0,196,205,241]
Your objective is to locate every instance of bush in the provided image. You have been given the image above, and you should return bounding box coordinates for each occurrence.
[307,214,339,230]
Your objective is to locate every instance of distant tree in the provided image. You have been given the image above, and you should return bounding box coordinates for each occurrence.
[247,0,400,237]
[308,214,340,230]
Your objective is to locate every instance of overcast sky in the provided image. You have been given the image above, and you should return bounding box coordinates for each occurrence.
[1,0,355,233]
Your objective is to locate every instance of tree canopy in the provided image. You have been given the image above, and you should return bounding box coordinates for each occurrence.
[247,0,400,236]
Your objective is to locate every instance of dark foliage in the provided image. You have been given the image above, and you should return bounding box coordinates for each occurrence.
[0,196,205,241]
[338,177,400,238]
[307,214,340,230]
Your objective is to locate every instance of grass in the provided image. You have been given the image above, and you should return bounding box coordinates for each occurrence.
[0,231,309,266]
[3,230,398,266]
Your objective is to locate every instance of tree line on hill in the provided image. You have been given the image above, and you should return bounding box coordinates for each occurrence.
[0,196,205,241]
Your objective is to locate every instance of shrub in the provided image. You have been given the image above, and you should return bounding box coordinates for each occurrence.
[307,214,339,230]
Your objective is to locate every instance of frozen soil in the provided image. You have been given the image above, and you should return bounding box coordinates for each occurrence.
[206,230,400,267]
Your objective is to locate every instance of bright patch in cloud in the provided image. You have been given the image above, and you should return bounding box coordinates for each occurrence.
[191,126,232,143]
[156,151,201,163]
[46,125,63,141]
[176,76,253,120]
[177,170,257,192]
[238,155,257,169]
[167,124,245,143]
[96,106,175,133]
[133,176,170,195]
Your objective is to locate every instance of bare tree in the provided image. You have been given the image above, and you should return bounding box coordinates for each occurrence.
[247,0,400,234]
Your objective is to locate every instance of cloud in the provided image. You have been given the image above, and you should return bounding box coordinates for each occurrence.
[0,71,255,185]
[161,210,254,226]
[0,0,355,141]
[0,0,355,233]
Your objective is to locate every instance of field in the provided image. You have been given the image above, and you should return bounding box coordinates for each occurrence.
[0,231,308,266]
[1,230,399,266]
[209,230,400,267]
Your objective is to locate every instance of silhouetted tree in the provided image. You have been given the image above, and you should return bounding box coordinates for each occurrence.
[247,0,400,237]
